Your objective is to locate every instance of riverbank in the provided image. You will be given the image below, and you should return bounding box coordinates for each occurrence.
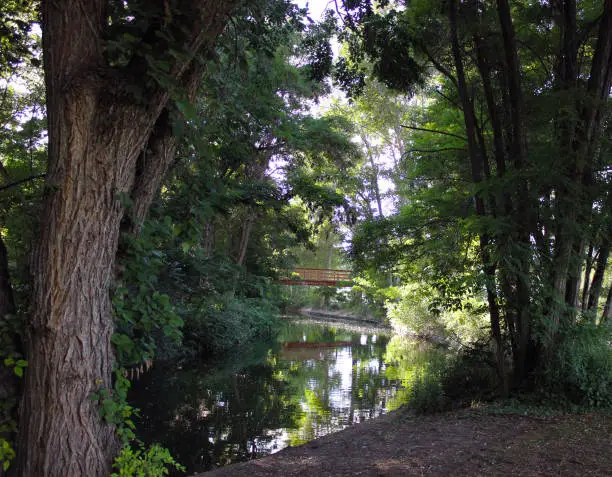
[196,406,610,476]
[294,307,386,326]
[282,311,392,336]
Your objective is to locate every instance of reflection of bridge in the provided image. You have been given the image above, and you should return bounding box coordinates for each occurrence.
[279,341,352,361]
[279,268,352,286]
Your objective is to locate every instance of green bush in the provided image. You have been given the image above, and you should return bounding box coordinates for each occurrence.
[386,283,445,337]
[111,443,185,477]
[182,296,280,356]
[543,322,611,407]
[386,283,488,343]
[408,373,446,414]
[440,342,498,403]
[385,335,499,413]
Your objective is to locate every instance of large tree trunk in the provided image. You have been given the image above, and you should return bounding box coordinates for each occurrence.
[16,1,236,476]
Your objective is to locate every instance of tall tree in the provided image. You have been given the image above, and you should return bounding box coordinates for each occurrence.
[338,0,612,388]
[16,1,237,475]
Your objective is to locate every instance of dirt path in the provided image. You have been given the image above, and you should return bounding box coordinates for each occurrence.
[197,408,611,477]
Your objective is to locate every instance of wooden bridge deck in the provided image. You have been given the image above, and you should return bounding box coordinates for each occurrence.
[278,267,352,286]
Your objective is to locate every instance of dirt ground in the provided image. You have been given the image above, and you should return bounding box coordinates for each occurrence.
[197,408,611,477]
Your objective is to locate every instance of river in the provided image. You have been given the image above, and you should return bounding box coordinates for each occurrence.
[129,316,433,475]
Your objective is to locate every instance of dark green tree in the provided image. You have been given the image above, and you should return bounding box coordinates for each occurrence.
[339,0,612,395]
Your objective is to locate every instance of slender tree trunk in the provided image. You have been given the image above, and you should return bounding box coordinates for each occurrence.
[237,216,254,266]
[565,239,585,319]
[450,0,507,395]
[581,244,595,311]
[497,0,533,382]
[16,1,236,475]
[587,242,609,318]
[368,156,384,218]
[552,0,612,327]
[360,133,384,218]
[602,285,612,324]
[203,222,215,257]
[474,34,524,368]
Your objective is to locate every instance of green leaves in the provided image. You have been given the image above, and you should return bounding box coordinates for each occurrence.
[3,356,27,377]
[112,218,182,368]
[0,437,16,472]
[89,370,139,444]
[111,443,185,477]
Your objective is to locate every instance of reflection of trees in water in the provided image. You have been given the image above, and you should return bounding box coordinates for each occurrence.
[349,337,397,422]
[285,327,399,445]
[129,321,410,475]
[383,336,447,410]
[129,351,299,475]
[285,346,342,446]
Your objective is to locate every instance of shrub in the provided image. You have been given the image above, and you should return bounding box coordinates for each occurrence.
[543,322,611,407]
[182,296,280,356]
[111,443,185,477]
[386,283,445,337]
[386,283,488,343]
[409,373,446,414]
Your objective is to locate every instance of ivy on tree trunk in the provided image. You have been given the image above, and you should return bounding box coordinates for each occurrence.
[15,1,237,475]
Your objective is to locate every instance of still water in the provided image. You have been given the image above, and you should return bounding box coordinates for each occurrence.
[130,317,410,475]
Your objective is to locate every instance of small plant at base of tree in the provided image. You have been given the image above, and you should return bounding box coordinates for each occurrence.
[111,443,185,477]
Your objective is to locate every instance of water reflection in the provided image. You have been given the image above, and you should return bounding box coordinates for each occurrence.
[129,319,401,475]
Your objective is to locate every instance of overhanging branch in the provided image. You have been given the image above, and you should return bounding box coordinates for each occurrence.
[0,174,46,192]
[400,125,468,142]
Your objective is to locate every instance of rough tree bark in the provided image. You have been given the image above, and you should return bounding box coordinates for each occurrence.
[15,1,237,476]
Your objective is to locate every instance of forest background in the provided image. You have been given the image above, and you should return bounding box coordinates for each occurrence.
[0,0,610,475]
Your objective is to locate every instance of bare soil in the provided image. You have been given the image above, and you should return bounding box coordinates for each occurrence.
[197,408,611,477]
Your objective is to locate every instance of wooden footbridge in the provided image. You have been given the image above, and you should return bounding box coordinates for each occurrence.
[278,268,352,286]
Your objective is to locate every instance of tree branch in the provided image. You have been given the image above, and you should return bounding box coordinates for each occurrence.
[419,43,458,89]
[407,147,466,154]
[127,62,203,231]
[400,125,468,142]
[0,174,46,192]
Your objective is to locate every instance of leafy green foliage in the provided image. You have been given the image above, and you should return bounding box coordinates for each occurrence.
[113,218,183,367]
[387,283,488,344]
[543,323,612,407]
[338,0,612,403]
[89,371,138,444]
[0,437,16,472]
[183,291,281,357]
[0,0,38,78]
[111,443,185,477]
[2,356,27,378]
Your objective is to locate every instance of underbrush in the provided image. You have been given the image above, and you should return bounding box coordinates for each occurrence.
[391,323,611,416]
[181,296,281,357]
[408,345,499,414]
[386,283,489,344]
[538,322,611,408]
[384,336,498,414]
[385,283,611,414]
